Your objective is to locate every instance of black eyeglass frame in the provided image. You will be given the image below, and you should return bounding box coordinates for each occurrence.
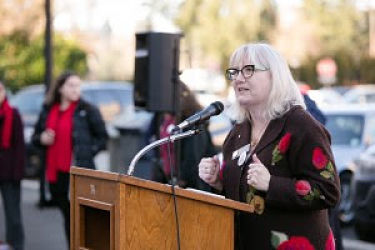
[225,64,269,81]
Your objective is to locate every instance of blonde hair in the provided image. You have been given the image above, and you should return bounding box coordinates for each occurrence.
[226,43,305,123]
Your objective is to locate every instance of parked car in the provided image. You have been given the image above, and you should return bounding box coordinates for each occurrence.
[350,144,375,242]
[307,88,345,108]
[343,84,375,104]
[322,104,375,224]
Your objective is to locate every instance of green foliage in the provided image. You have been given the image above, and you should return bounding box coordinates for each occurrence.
[292,50,375,87]
[358,56,375,83]
[0,31,88,91]
[302,0,360,53]
[177,0,374,87]
[291,0,372,87]
[176,0,277,69]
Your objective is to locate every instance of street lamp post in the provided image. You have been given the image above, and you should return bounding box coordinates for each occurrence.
[44,0,53,90]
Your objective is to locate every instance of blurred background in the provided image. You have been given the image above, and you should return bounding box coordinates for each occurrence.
[2,0,375,249]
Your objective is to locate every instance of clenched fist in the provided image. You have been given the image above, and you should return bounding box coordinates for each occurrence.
[40,128,55,146]
[247,154,271,192]
[198,155,223,191]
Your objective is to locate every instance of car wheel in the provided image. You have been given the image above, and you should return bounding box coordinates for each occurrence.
[354,221,375,242]
[339,172,354,225]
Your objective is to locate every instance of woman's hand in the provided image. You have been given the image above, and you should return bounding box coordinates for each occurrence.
[198,156,223,191]
[247,154,271,191]
[40,129,55,146]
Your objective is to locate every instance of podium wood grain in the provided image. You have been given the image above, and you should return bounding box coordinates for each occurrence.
[70,167,252,250]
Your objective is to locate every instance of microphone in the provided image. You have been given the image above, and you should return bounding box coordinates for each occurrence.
[173,101,224,132]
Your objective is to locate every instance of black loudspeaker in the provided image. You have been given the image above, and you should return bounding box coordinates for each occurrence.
[134,32,182,113]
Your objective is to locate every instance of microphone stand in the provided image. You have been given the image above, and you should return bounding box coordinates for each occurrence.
[127,129,201,176]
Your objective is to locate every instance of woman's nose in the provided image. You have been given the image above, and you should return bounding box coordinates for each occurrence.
[235,72,246,83]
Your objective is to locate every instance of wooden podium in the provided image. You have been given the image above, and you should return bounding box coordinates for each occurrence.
[70,167,252,250]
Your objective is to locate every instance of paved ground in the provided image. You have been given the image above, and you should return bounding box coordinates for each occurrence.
[1,178,375,250]
[0,180,67,250]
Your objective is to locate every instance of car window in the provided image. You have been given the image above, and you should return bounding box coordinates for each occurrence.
[82,89,132,106]
[10,90,44,114]
[325,114,364,146]
[81,88,133,121]
[364,116,375,145]
[366,94,375,103]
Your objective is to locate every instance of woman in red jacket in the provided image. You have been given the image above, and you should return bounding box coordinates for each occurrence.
[32,72,108,243]
[0,81,25,250]
[199,43,340,250]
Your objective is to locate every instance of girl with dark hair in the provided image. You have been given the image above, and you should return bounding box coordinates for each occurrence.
[32,72,108,243]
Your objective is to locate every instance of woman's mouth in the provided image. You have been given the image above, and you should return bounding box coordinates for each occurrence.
[238,87,250,92]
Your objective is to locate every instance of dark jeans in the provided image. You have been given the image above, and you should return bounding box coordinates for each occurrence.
[0,181,24,250]
[49,172,70,244]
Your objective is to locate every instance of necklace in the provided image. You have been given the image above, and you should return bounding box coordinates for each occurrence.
[250,120,270,149]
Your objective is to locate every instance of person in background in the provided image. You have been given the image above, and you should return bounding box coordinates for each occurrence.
[176,82,218,190]
[199,43,340,249]
[31,72,108,243]
[149,82,217,191]
[299,83,326,125]
[0,81,25,250]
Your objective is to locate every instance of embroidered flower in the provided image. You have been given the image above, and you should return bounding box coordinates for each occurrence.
[325,229,335,250]
[295,180,322,200]
[295,180,311,196]
[271,231,288,249]
[248,194,265,215]
[279,132,292,154]
[312,147,328,170]
[277,236,315,250]
[245,185,265,215]
[312,147,335,180]
[272,133,292,165]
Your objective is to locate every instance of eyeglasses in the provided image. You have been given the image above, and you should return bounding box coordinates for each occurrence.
[225,65,269,81]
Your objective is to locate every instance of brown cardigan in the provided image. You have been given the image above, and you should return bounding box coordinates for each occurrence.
[222,105,340,250]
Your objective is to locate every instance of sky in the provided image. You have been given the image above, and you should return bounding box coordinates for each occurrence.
[54,0,181,36]
[53,0,308,36]
[53,0,375,41]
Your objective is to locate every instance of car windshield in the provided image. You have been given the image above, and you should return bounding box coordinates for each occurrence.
[325,114,364,146]
[81,88,133,106]
[10,90,44,114]
[81,88,133,121]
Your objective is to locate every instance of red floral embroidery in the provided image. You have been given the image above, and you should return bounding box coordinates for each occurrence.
[325,229,335,250]
[312,147,335,180]
[279,132,292,154]
[312,147,328,170]
[272,133,292,165]
[277,236,315,250]
[219,161,226,181]
[295,180,311,196]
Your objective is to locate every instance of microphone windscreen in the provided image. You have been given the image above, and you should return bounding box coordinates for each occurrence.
[212,101,224,115]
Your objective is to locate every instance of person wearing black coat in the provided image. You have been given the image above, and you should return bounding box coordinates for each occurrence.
[149,82,218,191]
[0,81,25,250]
[31,72,108,243]
[33,100,108,170]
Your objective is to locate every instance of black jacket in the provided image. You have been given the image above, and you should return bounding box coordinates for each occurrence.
[179,125,217,190]
[32,99,108,170]
[0,108,25,181]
